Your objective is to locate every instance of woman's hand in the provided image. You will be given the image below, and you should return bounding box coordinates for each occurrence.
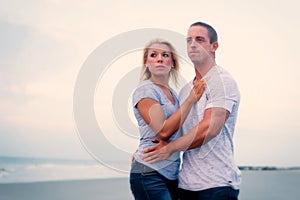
[188,78,207,103]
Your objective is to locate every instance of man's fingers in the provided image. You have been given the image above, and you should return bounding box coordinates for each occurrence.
[147,158,158,164]
[143,146,155,155]
[142,152,156,162]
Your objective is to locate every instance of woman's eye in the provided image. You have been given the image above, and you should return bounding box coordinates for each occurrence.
[162,53,169,58]
[150,53,156,57]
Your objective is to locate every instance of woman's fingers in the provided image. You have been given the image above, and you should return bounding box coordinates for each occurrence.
[193,79,207,100]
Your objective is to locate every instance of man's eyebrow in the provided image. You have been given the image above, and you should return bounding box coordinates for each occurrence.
[195,36,205,40]
[186,36,206,40]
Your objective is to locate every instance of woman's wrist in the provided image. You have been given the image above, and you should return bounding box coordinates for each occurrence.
[186,95,196,105]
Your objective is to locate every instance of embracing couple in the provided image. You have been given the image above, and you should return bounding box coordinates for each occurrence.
[129,21,241,200]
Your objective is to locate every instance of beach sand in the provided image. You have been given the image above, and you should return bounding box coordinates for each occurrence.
[0,178,133,200]
[1,170,300,200]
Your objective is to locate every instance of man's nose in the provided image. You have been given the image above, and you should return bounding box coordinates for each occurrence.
[190,40,197,48]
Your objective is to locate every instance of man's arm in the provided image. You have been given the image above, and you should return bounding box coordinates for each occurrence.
[143,107,229,163]
[182,107,229,150]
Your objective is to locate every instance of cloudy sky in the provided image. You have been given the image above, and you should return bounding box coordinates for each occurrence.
[0,0,299,169]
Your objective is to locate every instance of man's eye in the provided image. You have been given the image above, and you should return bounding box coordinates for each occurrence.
[150,53,156,57]
[162,53,169,58]
[186,38,191,43]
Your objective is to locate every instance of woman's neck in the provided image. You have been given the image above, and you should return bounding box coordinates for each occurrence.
[149,76,169,87]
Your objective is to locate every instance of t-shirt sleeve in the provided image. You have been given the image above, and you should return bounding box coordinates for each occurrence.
[132,83,160,107]
[205,75,239,113]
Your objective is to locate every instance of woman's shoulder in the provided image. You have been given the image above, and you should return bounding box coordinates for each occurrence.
[134,80,154,91]
[132,80,161,105]
[133,80,158,96]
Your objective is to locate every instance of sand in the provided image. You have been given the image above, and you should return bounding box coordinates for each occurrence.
[0,178,133,200]
[1,170,300,200]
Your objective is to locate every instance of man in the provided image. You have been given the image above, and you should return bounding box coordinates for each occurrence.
[143,22,241,200]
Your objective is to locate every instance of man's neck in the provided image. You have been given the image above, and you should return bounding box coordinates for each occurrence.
[194,61,216,80]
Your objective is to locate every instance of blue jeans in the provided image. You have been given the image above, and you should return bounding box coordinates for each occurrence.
[179,186,239,200]
[130,161,178,200]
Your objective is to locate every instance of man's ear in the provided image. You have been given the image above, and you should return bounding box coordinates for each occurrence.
[211,41,219,53]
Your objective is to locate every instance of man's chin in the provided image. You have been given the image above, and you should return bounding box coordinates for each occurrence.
[189,57,201,63]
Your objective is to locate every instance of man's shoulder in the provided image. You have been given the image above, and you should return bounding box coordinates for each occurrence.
[216,66,237,81]
[210,66,238,90]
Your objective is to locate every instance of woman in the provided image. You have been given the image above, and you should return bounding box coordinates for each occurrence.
[130,39,206,200]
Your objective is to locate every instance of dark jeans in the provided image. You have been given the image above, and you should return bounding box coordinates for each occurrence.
[130,161,178,200]
[179,186,239,200]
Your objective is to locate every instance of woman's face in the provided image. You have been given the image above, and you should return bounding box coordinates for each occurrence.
[146,43,173,77]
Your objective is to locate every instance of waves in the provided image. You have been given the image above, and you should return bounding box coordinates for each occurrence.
[0,156,129,183]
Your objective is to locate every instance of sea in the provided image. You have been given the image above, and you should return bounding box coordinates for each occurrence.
[0,156,300,199]
[0,156,129,183]
[239,170,300,199]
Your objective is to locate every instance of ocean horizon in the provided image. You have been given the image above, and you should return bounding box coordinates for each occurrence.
[0,156,129,183]
[1,156,299,184]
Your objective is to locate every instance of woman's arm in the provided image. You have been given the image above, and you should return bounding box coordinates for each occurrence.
[136,80,206,141]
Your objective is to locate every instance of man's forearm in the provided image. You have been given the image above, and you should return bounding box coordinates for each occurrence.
[168,108,229,152]
[168,120,209,152]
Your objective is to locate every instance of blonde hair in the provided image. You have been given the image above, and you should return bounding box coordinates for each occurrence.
[141,39,179,85]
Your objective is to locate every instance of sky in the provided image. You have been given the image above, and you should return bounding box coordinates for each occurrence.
[0,0,300,169]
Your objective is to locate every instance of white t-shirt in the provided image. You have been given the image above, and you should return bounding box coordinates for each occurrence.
[178,66,241,191]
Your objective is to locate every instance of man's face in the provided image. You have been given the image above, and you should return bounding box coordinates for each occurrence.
[186,26,217,65]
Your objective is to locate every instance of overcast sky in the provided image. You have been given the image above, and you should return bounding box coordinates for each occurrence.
[0,0,299,169]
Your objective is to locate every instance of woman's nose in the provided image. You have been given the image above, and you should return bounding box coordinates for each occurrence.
[157,54,163,63]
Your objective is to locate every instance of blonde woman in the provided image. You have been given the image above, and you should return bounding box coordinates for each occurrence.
[130,39,205,200]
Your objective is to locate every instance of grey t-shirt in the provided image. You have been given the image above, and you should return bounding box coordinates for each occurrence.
[178,66,241,191]
[132,80,181,180]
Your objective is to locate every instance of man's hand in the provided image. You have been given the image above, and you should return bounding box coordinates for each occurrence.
[142,139,171,163]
